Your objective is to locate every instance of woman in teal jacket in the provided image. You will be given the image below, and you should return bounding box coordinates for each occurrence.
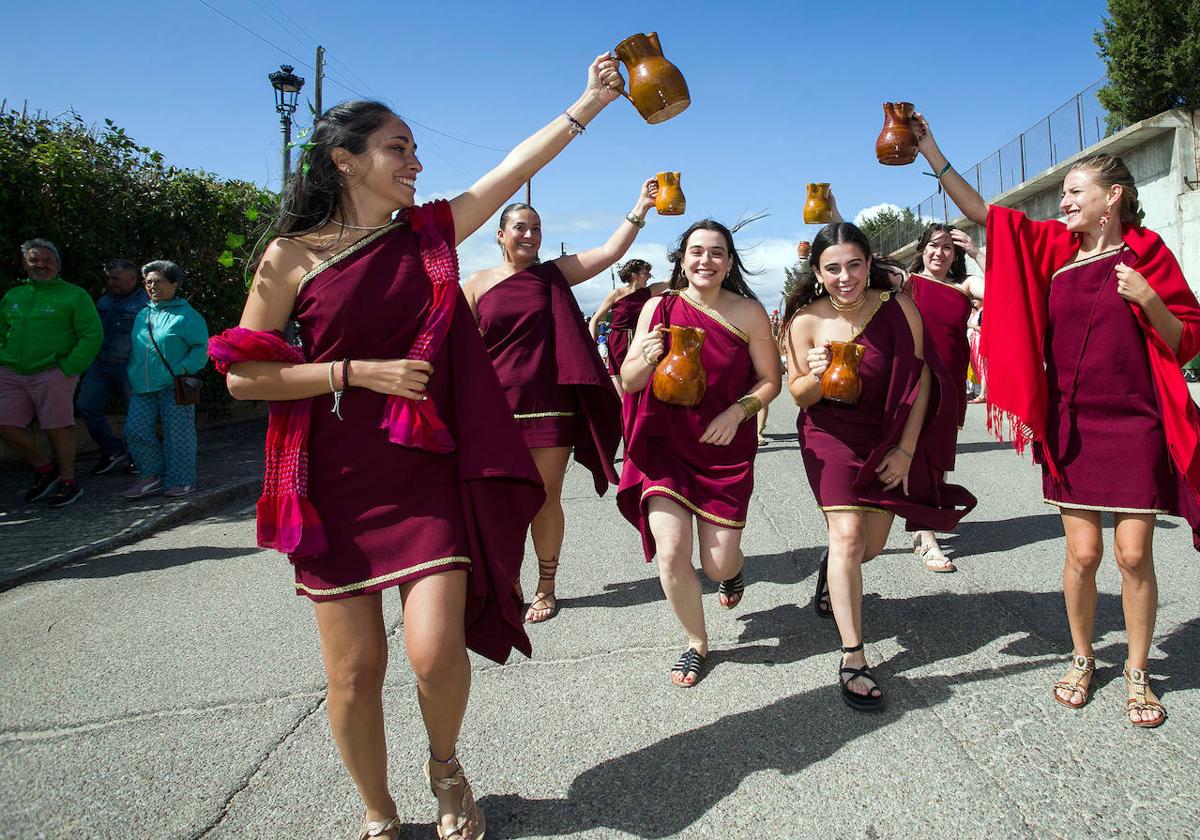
[124,261,209,498]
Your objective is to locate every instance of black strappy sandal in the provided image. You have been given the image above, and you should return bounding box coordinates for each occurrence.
[813,551,833,618]
[670,647,707,688]
[839,642,883,711]
[718,572,745,609]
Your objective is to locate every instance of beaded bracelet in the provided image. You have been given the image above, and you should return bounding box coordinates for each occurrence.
[564,112,586,135]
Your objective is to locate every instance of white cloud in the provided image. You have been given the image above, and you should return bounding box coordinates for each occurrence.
[853,203,904,226]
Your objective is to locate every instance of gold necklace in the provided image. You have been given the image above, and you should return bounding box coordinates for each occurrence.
[829,293,867,312]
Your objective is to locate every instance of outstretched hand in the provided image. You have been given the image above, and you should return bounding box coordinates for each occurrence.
[637,176,659,215]
[586,52,626,105]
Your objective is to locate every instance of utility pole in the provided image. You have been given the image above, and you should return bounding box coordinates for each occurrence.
[315,46,325,115]
[525,178,531,205]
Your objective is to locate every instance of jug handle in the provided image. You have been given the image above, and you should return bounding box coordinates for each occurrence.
[606,49,635,105]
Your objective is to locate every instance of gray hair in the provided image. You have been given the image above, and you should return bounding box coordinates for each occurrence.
[20,238,61,265]
[141,260,185,286]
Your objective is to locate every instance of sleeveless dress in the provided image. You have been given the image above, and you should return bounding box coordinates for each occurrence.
[606,286,653,375]
[907,274,972,429]
[617,291,759,560]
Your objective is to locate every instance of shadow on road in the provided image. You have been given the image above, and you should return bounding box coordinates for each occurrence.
[37,544,260,580]
[478,587,1197,839]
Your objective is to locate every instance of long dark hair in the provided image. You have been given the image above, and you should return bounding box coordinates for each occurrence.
[618,258,651,284]
[277,100,397,238]
[908,223,967,280]
[667,219,759,300]
[782,222,894,323]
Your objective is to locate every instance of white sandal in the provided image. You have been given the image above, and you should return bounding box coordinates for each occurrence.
[913,534,956,573]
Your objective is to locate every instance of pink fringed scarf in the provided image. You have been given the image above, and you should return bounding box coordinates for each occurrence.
[207,201,463,555]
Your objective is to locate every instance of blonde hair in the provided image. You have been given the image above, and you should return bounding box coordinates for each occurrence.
[1070,153,1144,227]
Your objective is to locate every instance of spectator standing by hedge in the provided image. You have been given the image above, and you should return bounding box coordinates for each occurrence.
[123,261,208,499]
[77,258,148,474]
[0,238,102,507]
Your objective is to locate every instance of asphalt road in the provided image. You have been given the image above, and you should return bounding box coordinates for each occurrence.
[1,400,1197,839]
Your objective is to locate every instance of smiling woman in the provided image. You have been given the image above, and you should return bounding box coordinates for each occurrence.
[209,51,629,840]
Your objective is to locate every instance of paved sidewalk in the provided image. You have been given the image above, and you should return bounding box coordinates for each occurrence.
[0,419,265,587]
[1,402,1198,839]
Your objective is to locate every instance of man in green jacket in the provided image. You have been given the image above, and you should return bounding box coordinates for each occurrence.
[0,239,103,507]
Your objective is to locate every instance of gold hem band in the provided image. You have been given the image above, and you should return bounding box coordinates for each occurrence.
[514,410,576,420]
[821,504,889,514]
[1043,499,1167,515]
[295,555,471,597]
[642,485,746,528]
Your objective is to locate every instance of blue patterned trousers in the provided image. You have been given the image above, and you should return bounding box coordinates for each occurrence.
[125,389,197,487]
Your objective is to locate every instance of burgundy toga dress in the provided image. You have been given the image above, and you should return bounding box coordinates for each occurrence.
[606,286,653,376]
[618,291,760,560]
[907,274,973,429]
[476,261,621,493]
[290,206,544,662]
[798,292,976,531]
[1040,248,1175,512]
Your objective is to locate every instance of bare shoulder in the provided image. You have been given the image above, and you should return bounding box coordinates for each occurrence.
[462,265,510,299]
[725,293,772,337]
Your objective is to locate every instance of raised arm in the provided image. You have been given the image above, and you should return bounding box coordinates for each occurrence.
[448,53,624,246]
[555,177,657,286]
[912,114,988,227]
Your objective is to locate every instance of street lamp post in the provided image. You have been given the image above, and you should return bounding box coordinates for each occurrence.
[269,64,305,183]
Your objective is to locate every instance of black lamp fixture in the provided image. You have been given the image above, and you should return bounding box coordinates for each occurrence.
[268,64,305,181]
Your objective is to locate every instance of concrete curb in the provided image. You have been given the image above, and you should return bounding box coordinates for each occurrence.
[0,477,261,592]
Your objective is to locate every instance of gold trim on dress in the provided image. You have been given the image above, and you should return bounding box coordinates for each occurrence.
[642,485,746,528]
[674,291,751,343]
[1043,499,1167,515]
[297,221,404,292]
[514,410,577,419]
[820,504,889,514]
[294,555,471,597]
[910,273,973,300]
[1051,246,1127,281]
[850,291,891,341]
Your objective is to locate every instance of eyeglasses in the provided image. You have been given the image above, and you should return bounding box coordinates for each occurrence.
[144,278,175,286]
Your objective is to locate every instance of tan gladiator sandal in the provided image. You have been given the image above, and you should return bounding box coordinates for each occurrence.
[1052,654,1095,709]
[1123,666,1167,728]
[424,751,485,840]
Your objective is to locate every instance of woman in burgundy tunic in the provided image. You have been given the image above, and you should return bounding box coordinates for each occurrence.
[589,258,669,395]
[463,179,655,624]
[783,223,974,711]
[217,51,629,840]
[919,112,1200,728]
[899,224,986,572]
[619,220,781,687]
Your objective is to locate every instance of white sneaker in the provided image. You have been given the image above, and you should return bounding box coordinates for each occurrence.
[163,485,194,498]
[123,476,163,499]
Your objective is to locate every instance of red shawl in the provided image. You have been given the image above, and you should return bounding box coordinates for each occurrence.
[982,205,1200,503]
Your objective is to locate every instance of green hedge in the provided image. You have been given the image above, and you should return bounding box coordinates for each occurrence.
[0,108,276,414]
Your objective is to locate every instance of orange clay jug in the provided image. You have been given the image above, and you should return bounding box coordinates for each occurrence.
[876,102,919,165]
[653,326,707,407]
[820,340,866,404]
[656,171,686,215]
[803,183,832,224]
[796,240,811,261]
[614,33,691,125]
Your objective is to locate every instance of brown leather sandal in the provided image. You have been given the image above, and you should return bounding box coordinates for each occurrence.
[1052,654,1095,709]
[524,557,559,624]
[424,752,486,840]
[1123,666,1167,728]
[358,816,401,839]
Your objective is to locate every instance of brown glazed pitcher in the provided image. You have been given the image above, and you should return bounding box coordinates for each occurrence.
[614,33,691,125]
[803,183,832,225]
[796,240,811,261]
[655,171,686,215]
[820,340,866,404]
[876,102,919,165]
[653,326,707,407]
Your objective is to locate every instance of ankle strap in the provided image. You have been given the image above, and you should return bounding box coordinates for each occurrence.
[428,747,459,767]
[841,642,864,653]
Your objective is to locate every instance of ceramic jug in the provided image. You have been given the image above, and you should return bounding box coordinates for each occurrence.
[614,33,691,125]
[796,240,811,261]
[655,171,686,216]
[875,102,919,165]
[820,340,866,404]
[653,326,707,407]
[803,184,832,225]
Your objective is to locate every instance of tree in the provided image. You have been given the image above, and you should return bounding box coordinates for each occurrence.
[857,207,925,254]
[1095,0,1200,124]
[783,263,805,299]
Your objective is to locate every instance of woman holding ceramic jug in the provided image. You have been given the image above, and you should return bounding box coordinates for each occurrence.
[912,112,1200,728]
[782,222,974,711]
[462,178,656,625]
[618,219,780,687]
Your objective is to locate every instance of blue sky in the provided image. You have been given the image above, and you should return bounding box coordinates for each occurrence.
[4,1,1110,312]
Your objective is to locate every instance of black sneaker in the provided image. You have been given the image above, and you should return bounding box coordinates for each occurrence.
[90,451,131,476]
[24,470,59,502]
[48,479,83,508]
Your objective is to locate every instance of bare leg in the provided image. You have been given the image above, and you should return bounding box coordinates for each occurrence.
[646,496,706,683]
[526,445,571,622]
[312,592,396,825]
[1056,509,1103,706]
[826,509,893,697]
[756,405,769,445]
[0,425,51,469]
[43,426,77,480]
[399,570,477,834]
[696,519,746,584]
[1113,513,1162,724]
